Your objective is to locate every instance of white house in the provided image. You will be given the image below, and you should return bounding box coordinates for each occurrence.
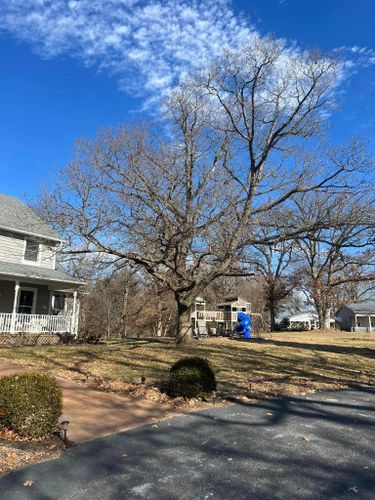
[336,303,375,332]
[0,194,83,336]
[278,312,336,331]
[279,312,319,331]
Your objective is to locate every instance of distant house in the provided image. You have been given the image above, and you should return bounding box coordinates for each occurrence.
[277,312,336,331]
[0,194,83,336]
[278,312,319,331]
[336,303,375,333]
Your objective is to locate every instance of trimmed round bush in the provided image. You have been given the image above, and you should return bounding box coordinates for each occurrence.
[169,357,216,399]
[0,373,62,439]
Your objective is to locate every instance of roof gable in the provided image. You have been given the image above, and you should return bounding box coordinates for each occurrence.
[0,194,61,241]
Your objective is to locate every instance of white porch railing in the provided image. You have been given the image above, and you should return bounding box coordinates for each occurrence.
[0,313,72,334]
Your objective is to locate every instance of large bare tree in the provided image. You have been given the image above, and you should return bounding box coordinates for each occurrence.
[39,38,369,344]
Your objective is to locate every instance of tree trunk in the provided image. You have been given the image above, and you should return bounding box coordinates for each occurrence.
[323,308,331,330]
[176,301,194,345]
[268,300,277,332]
[156,300,163,337]
[121,286,129,338]
[317,307,325,330]
[106,309,111,339]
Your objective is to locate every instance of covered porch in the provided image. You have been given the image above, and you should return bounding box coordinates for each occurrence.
[353,314,375,333]
[0,271,83,336]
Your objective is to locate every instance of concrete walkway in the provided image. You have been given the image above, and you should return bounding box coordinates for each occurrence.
[0,387,374,499]
[0,361,175,442]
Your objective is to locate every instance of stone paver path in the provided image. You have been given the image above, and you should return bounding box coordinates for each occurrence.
[0,361,175,442]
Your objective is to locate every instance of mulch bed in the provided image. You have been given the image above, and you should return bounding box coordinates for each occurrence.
[0,429,67,476]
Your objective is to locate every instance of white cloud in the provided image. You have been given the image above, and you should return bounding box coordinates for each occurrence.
[336,45,375,69]
[0,0,372,105]
[0,0,254,97]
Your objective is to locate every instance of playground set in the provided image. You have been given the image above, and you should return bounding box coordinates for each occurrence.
[191,295,263,338]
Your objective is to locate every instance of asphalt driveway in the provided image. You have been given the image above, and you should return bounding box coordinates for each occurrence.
[0,387,374,499]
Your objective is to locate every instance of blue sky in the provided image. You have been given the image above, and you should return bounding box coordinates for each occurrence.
[0,0,374,198]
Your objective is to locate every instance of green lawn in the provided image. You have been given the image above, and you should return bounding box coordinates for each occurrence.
[0,331,373,400]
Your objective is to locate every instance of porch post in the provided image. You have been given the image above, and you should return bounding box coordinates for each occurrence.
[353,314,357,332]
[74,297,80,338]
[10,281,20,333]
[48,291,54,315]
[368,315,372,333]
[72,291,78,337]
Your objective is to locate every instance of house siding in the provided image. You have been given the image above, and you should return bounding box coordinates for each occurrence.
[39,245,55,269]
[31,284,50,314]
[0,231,24,264]
[336,306,353,331]
[0,280,15,313]
[0,229,56,269]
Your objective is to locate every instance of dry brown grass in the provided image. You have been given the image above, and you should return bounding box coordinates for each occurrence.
[0,331,373,401]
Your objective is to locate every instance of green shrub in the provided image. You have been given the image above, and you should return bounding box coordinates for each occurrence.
[0,373,62,439]
[169,357,216,399]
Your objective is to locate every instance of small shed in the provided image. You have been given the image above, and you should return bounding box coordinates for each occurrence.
[336,302,375,332]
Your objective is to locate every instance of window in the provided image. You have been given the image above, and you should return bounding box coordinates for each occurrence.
[18,289,36,314]
[24,239,39,262]
[52,293,65,312]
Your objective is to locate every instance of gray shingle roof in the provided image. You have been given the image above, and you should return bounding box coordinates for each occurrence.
[344,302,375,314]
[0,194,61,241]
[0,260,83,287]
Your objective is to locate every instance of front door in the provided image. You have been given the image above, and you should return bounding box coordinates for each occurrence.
[17,288,37,314]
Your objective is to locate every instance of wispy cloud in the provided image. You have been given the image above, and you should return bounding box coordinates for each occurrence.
[0,0,254,98]
[346,46,375,66]
[0,1,373,105]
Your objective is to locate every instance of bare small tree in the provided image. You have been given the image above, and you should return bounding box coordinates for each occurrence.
[292,191,375,329]
[39,39,369,344]
[246,239,298,331]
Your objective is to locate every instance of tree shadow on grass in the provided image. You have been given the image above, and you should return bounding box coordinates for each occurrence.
[2,337,374,402]
[258,338,375,358]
